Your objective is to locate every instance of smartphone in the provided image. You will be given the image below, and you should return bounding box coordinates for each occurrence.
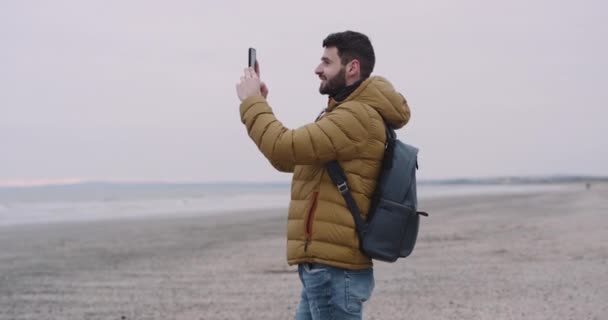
[248,47,256,68]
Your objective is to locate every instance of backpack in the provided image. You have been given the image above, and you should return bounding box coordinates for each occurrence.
[326,122,428,262]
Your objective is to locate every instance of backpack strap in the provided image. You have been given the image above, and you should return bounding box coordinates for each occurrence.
[383,123,396,169]
[326,161,368,241]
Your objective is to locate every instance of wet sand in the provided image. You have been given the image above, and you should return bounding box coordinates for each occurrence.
[1,184,607,319]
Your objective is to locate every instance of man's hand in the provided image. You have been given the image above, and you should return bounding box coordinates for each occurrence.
[236,61,268,101]
[236,68,262,102]
[236,68,261,101]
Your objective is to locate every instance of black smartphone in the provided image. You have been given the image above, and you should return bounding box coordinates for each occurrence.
[248,47,256,68]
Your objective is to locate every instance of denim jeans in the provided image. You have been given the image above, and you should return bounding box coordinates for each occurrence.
[294,263,375,320]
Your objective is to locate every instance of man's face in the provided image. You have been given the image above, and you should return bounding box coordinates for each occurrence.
[315,47,347,96]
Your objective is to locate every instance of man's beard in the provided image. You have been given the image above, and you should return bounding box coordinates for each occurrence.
[319,67,347,96]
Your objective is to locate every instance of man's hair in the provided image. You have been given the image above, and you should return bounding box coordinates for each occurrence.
[322,31,375,79]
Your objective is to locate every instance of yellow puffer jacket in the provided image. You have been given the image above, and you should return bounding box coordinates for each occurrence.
[239,76,410,270]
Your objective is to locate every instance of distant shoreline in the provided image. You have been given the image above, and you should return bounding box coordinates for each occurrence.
[0,182,596,228]
[1,175,607,189]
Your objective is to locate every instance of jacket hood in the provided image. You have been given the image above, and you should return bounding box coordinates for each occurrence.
[328,76,410,129]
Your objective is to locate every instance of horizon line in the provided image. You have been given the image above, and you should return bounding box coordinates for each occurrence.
[1,174,607,188]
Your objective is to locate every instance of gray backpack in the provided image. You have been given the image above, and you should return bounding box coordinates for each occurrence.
[326,123,428,262]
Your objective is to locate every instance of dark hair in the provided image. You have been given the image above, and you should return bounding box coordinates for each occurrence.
[322,31,375,79]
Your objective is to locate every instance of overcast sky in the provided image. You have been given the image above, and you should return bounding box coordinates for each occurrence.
[1,0,606,185]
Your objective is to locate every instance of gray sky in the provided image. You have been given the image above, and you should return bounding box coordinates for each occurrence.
[1,0,607,185]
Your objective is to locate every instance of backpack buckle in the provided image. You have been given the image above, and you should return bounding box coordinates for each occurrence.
[337,182,349,194]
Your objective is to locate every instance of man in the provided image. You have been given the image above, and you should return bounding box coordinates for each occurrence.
[236,31,410,319]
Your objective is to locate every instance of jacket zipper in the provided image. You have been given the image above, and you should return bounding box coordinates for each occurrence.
[304,191,319,252]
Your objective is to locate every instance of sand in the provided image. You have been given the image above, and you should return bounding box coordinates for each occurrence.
[0,184,607,320]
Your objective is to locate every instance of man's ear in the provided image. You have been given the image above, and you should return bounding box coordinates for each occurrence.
[347,59,361,77]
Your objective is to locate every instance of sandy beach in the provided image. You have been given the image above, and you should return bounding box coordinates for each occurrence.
[1,184,607,320]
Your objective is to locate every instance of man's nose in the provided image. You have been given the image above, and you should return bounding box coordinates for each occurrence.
[314,65,322,75]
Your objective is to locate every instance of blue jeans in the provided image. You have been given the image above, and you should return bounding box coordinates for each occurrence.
[295,263,375,320]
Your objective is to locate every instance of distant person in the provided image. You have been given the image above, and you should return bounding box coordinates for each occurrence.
[236,31,411,319]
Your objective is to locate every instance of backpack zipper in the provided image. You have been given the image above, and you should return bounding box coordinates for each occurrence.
[304,191,319,252]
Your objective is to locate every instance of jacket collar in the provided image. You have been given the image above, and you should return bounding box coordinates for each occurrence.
[331,79,364,102]
[326,77,369,111]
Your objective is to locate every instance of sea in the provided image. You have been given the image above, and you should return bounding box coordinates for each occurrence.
[0,181,580,227]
